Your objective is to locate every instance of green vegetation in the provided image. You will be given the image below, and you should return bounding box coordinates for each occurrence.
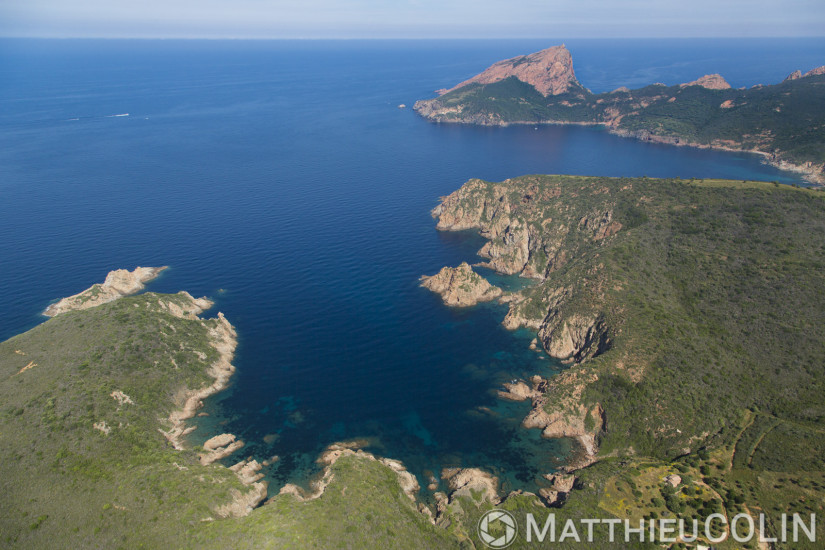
[0,294,453,549]
[419,75,825,178]
[4,174,825,548]
[434,174,825,547]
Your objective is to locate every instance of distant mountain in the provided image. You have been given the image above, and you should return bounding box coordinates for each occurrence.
[415,46,825,184]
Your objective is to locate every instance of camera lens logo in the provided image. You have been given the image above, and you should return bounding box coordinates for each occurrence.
[477,509,518,548]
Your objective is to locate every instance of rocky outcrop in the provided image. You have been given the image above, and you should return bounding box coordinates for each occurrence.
[540,313,609,362]
[420,263,502,307]
[44,266,167,316]
[230,458,266,485]
[499,374,603,471]
[279,442,420,503]
[539,473,576,506]
[432,181,612,363]
[432,179,534,275]
[664,474,682,488]
[803,65,825,78]
[497,380,541,401]
[785,70,802,81]
[579,210,622,241]
[200,433,245,466]
[441,467,500,504]
[441,45,582,97]
[214,483,268,519]
[680,74,731,90]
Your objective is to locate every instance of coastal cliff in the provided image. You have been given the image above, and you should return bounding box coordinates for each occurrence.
[429,174,825,471]
[415,46,825,184]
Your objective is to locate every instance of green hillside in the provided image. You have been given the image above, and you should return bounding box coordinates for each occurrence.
[416,74,825,181]
[4,175,825,548]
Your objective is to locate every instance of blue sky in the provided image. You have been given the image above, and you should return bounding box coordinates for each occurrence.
[1,0,824,38]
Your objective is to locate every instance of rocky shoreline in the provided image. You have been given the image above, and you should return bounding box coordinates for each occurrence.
[425,178,613,473]
[153,293,269,518]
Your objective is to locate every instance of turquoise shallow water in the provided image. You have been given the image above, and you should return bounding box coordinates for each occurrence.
[1,38,822,495]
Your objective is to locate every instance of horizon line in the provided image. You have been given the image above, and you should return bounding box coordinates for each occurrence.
[2,35,825,41]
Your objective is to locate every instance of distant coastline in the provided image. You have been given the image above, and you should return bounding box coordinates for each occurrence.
[415,44,825,185]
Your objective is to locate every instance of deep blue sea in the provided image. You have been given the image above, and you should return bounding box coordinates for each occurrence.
[2,38,824,495]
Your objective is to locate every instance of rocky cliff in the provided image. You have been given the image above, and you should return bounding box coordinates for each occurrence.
[440,45,583,97]
[430,177,614,363]
[427,177,628,462]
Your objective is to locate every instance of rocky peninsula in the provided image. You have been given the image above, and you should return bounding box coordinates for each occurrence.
[43,266,168,316]
[415,45,825,184]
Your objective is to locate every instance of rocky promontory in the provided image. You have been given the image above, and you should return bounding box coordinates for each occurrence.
[679,73,731,90]
[44,266,167,316]
[414,45,825,184]
[420,262,502,307]
[440,44,583,97]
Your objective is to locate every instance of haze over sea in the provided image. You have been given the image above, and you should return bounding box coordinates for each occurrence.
[1,38,823,494]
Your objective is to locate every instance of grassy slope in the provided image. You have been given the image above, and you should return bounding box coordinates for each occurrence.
[4,175,825,549]
[0,294,454,549]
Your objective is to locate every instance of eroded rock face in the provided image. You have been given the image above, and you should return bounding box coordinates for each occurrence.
[420,262,502,307]
[44,266,167,316]
[804,65,825,77]
[214,483,268,519]
[160,307,237,450]
[432,180,613,363]
[539,473,577,506]
[432,179,535,276]
[679,74,731,90]
[579,210,622,241]
[540,313,608,362]
[441,467,500,504]
[441,45,582,97]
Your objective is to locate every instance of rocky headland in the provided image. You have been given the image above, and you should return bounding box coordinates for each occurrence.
[439,44,585,97]
[44,266,168,316]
